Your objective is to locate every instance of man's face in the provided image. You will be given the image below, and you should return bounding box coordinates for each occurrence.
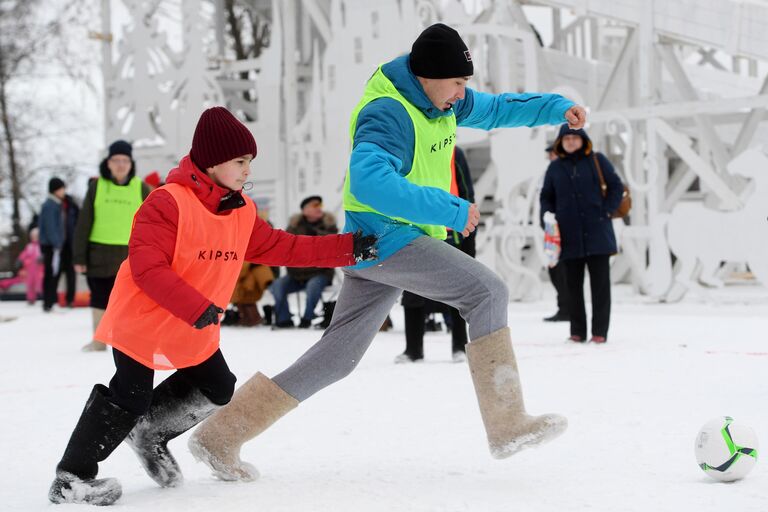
[302,200,323,222]
[561,134,584,154]
[418,76,470,111]
[107,155,133,184]
[53,187,66,200]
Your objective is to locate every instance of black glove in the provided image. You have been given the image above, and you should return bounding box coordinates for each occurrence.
[352,230,378,262]
[194,304,224,329]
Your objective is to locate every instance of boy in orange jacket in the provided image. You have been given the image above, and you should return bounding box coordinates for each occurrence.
[48,107,377,506]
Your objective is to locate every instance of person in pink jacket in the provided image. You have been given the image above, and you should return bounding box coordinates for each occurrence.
[16,228,44,304]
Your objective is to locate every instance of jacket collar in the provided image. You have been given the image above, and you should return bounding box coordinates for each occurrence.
[381,55,455,120]
[165,155,246,214]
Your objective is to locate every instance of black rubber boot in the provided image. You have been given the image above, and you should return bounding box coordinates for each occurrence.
[449,307,468,355]
[125,372,220,488]
[49,385,140,506]
[400,306,425,361]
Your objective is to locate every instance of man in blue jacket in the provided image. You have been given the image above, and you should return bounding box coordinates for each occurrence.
[38,177,72,311]
[191,23,587,480]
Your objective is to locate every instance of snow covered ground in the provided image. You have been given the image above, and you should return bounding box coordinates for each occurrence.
[1,284,767,512]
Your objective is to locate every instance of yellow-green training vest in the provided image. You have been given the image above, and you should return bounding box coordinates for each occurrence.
[343,67,456,240]
[89,177,144,245]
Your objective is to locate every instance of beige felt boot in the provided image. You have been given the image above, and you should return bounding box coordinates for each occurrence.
[188,372,298,481]
[466,327,567,458]
[81,308,106,352]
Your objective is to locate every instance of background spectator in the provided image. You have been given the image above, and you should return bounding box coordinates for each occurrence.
[228,262,276,326]
[541,142,569,323]
[269,195,337,329]
[540,125,623,343]
[396,147,476,363]
[38,177,76,311]
[74,140,151,351]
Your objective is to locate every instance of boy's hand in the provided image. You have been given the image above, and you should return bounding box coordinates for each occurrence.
[353,230,378,262]
[194,304,224,329]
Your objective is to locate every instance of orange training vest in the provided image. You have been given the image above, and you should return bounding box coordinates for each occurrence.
[94,183,257,369]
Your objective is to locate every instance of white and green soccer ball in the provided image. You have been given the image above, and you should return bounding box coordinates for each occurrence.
[695,416,759,482]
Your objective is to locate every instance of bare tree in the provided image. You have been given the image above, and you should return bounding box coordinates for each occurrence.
[223,0,271,107]
[0,0,94,264]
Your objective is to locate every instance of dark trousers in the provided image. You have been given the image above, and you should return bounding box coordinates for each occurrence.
[87,276,117,309]
[109,348,236,415]
[563,255,611,339]
[42,244,76,309]
[548,262,569,315]
[403,304,468,358]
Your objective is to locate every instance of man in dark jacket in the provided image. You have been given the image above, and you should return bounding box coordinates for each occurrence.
[540,125,623,343]
[269,196,337,328]
[38,177,76,311]
[541,143,569,322]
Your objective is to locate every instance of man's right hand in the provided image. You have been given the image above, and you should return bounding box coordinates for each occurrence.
[462,203,480,237]
[74,264,87,274]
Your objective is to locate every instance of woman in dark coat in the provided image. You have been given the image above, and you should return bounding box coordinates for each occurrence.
[540,125,623,343]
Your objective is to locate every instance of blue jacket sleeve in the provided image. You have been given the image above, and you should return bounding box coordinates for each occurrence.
[455,88,574,130]
[38,201,64,249]
[349,142,469,232]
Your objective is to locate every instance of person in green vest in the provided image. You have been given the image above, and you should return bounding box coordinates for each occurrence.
[189,23,587,481]
[74,140,151,352]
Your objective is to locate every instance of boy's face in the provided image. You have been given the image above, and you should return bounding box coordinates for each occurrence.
[206,154,253,190]
[417,76,470,111]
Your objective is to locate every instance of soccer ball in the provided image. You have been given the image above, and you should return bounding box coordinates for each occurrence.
[694,416,759,482]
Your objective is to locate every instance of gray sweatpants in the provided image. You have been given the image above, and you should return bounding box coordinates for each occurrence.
[273,236,509,401]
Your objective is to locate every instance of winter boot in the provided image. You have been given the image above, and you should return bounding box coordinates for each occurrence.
[262,304,273,326]
[400,306,425,363]
[189,372,298,481]
[236,303,263,327]
[126,372,220,488]
[450,308,468,362]
[82,308,107,352]
[466,327,567,459]
[49,384,140,505]
[394,352,424,364]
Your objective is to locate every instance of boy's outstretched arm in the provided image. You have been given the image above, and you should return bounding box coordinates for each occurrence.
[244,216,375,266]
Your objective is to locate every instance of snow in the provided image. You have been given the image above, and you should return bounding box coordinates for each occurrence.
[1,283,767,511]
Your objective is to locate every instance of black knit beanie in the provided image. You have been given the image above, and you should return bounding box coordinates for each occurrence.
[108,140,133,159]
[190,107,258,170]
[410,23,473,79]
[48,177,65,194]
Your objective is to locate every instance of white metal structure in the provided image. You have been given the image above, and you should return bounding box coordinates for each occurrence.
[98,0,768,301]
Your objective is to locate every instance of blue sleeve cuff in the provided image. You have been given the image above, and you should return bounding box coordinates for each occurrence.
[449,197,470,232]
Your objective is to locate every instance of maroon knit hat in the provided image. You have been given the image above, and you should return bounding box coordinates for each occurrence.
[190,107,257,169]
